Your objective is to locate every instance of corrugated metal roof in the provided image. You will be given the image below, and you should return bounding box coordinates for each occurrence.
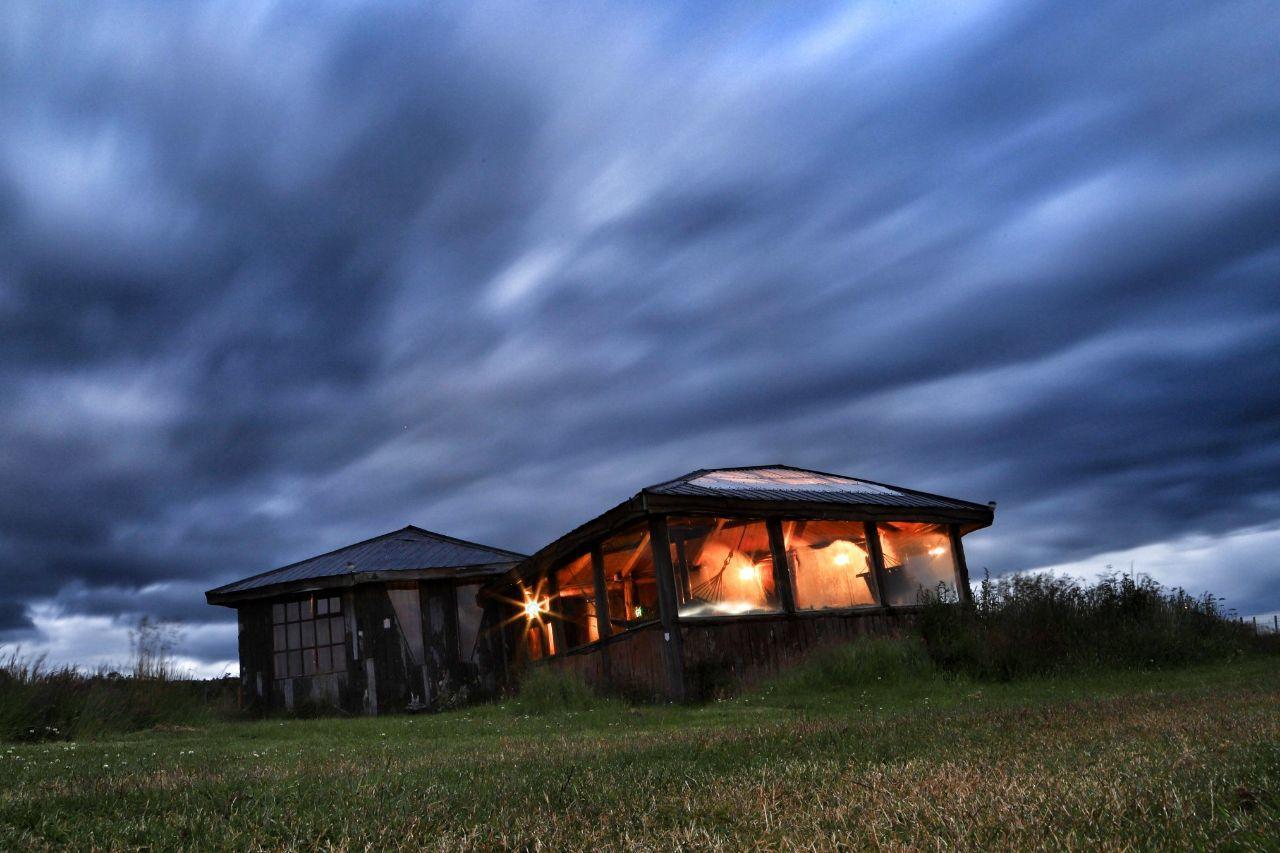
[208,526,526,595]
[644,465,985,511]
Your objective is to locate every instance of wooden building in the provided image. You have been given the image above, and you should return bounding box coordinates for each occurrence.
[205,526,525,714]
[481,466,994,701]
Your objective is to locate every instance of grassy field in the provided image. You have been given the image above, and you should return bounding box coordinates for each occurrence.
[1,651,1276,851]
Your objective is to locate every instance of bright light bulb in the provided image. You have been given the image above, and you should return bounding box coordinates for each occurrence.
[832,552,851,567]
[523,599,543,619]
[928,546,946,557]
[737,564,759,582]
[633,605,643,618]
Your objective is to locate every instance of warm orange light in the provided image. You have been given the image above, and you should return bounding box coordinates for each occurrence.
[928,546,946,557]
[832,552,851,567]
[737,563,759,582]
[523,597,548,619]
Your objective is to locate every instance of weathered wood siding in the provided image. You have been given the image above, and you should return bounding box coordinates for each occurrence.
[678,610,918,700]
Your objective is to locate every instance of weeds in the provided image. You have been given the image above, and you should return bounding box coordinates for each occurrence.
[0,620,238,742]
[920,570,1274,680]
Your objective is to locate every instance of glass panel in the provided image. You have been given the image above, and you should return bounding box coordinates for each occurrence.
[301,620,315,649]
[315,618,330,646]
[554,552,599,650]
[286,623,300,649]
[316,597,329,616]
[286,601,300,622]
[273,624,286,650]
[273,652,286,677]
[785,520,879,610]
[601,524,660,631]
[877,522,957,606]
[317,645,331,672]
[329,597,341,614]
[272,603,285,623]
[668,516,780,617]
[455,583,485,663]
[331,644,347,672]
[303,648,317,676]
[330,616,345,642]
[289,650,303,678]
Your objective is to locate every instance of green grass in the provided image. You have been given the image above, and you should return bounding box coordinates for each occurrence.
[1,650,1277,850]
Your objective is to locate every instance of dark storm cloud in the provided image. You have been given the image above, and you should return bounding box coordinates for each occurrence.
[2,1,1278,665]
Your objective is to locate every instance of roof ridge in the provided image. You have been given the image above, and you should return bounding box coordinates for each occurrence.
[398,524,528,560]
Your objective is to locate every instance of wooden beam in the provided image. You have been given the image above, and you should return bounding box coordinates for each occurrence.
[647,514,687,702]
[765,517,797,615]
[865,522,891,609]
[949,523,972,603]
[590,543,613,691]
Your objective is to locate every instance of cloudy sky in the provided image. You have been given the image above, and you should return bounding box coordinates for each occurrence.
[3,1,1278,675]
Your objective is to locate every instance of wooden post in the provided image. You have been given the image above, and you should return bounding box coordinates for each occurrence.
[648,514,686,702]
[866,522,890,608]
[765,517,797,615]
[545,569,566,657]
[949,524,973,604]
[590,543,613,690]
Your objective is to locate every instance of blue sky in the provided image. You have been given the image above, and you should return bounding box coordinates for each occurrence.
[2,1,1278,674]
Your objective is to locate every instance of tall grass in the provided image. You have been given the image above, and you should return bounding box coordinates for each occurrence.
[0,619,238,741]
[920,570,1275,680]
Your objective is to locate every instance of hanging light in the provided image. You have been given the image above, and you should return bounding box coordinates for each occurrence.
[737,563,760,582]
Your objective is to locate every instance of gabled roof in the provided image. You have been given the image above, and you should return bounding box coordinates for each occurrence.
[643,465,987,511]
[206,525,526,602]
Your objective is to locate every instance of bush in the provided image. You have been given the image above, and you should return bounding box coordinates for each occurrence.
[510,667,606,714]
[0,619,240,741]
[919,570,1268,680]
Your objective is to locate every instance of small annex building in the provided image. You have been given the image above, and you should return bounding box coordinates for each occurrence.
[208,464,994,713]
[205,526,525,714]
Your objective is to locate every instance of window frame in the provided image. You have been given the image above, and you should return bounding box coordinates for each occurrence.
[271,593,347,680]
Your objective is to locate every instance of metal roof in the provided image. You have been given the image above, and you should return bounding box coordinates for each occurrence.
[643,465,987,511]
[207,526,526,596]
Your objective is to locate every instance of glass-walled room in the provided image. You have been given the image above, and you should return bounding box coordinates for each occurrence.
[514,514,965,661]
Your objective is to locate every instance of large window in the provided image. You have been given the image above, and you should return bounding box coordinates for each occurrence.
[877,522,957,605]
[783,519,879,610]
[554,552,600,650]
[601,524,660,631]
[272,595,346,679]
[668,516,780,617]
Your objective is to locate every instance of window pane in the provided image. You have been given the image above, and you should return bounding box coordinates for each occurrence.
[272,603,285,623]
[455,583,485,663]
[301,619,315,649]
[317,645,331,672]
[289,650,303,678]
[553,553,599,650]
[286,623,300,649]
[286,601,300,622]
[315,618,330,646]
[329,597,341,615]
[601,524,660,631]
[273,652,286,677]
[877,522,957,606]
[273,624,286,651]
[303,648,317,676]
[668,517,780,617]
[316,597,329,616]
[330,644,346,672]
[330,616,345,643]
[785,520,879,610]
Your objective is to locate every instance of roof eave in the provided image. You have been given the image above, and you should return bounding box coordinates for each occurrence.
[205,560,523,607]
